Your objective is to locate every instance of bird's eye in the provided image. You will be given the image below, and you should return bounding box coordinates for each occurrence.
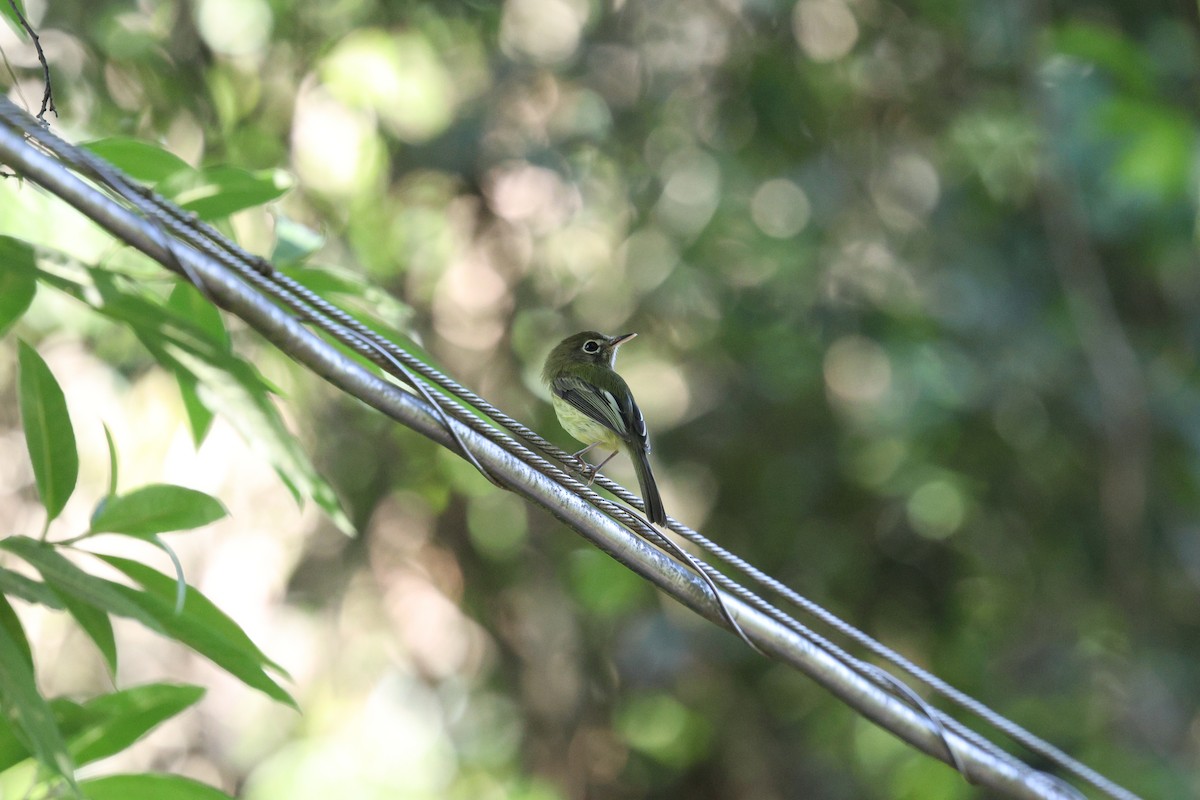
[583,340,601,354]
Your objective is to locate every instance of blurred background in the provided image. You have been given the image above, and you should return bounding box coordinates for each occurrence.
[1,0,1198,796]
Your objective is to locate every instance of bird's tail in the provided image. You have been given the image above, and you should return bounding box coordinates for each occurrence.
[630,446,667,525]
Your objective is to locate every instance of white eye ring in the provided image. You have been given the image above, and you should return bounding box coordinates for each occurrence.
[583,340,601,354]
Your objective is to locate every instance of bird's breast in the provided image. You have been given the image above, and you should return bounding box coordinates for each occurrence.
[552,395,623,450]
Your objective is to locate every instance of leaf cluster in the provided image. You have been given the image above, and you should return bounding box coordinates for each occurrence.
[0,143,342,794]
[0,336,293,797]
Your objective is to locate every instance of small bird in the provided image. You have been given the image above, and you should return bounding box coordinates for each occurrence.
[542,331,667,525]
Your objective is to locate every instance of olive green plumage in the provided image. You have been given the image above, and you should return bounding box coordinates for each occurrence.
[542,331,667,525]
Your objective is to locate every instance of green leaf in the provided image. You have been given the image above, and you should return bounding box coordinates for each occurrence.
[17,341,79,524]
[175,369,216,445]
[0,538,163,630]
[0,539,294,707]
[0,594,33,670]
[126,284,231,442]
[0,236,38,337]
[97,555,290,677]
[0,0,28,38]
[105,583,296,708]
[0,697,94,773]
[82,138,191,184]
[166,283,229,352]
[0,696,67,772]
[0,565,65,608]
[0,684,204,773]
[95,556,295,708]
[0,616,77,791]
[271,217,324,266]
[81,773,234,800]
[71,684,204,766]
[175,166,291,221]
[59,595,117,675]
[89,484,227,537]
[81,270,236,361]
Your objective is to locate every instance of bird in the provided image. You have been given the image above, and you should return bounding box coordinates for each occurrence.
[542,330,667,525]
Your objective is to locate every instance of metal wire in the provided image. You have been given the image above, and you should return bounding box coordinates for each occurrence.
[0,96,1141,800]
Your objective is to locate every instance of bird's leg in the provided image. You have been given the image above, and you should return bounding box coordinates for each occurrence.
[585,450,620,486]
[570,442,599,472]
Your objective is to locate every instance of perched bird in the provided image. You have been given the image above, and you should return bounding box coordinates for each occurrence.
[542,331,667,525]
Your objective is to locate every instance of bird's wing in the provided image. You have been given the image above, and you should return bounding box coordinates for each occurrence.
[550,373,647,445]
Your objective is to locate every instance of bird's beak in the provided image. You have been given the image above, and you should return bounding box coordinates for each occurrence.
[609,332,637,347]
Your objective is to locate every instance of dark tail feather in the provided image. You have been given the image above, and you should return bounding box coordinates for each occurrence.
[631,447,667,525]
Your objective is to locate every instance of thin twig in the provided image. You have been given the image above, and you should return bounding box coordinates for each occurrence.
[6,0,55,120]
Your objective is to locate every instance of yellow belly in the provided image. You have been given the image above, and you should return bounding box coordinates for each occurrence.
[552,395,622,450]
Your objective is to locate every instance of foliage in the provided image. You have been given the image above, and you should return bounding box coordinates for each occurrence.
[2,0,1199,798]
[0,339,292,797]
